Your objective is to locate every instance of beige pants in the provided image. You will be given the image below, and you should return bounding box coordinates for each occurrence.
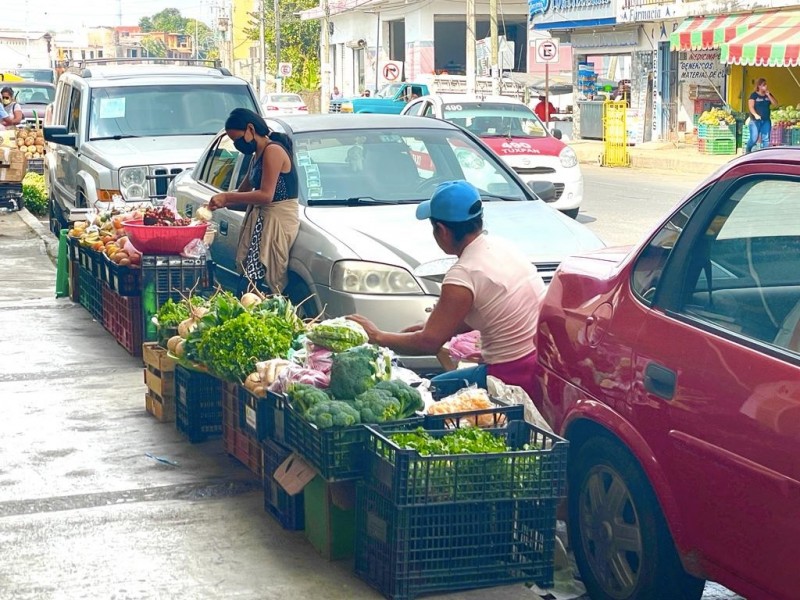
[236,199,300,294]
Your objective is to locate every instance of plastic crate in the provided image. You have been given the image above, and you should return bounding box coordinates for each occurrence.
[791,128,800,146]
[698,138,736,155]
[68,258,80,303]
[239,388,288,444]
[174,365,222,443]
[366,420,568,507]
[105,257,141,297]
[770,125,785,146]
[355,485,558,600]
[285,398,424,481]
[262,438,305,530]
[78,245,103,278]
[26,158,44,175]
[67,235,80,262]
[78,265,103,324]
[783,128,794,145]
[101,285,142,357]
[143,342,176,422]
[223,390,263,477]
[697,123,734,140]
[140,255,210,342]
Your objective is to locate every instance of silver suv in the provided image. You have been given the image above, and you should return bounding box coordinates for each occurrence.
[44,60,260,234]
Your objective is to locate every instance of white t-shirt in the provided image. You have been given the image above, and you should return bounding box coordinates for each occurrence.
[443,233,546,364]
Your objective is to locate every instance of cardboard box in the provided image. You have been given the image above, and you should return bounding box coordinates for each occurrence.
[0,148,27,182]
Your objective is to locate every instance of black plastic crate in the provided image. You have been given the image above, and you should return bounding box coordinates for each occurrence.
[174,364,223,443]
[105,257,141,296]
[239,388,287,444]
[284,396,424,481]
[424,399,523,430]
[67,235,80,262]
[262,438,305,530]
[78,245,103,278]
[366,420,568,506]
[140,255,210,342]
[355,484,558,600]
[27,158,44,175]
[78,265,103,324]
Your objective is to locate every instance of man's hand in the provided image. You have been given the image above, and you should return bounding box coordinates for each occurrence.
[346,314,382,344]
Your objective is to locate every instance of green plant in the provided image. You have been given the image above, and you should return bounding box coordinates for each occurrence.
[22,172,47,216]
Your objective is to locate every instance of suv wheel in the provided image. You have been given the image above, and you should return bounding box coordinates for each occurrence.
[49,194,65,237]
[284,274,319,320]
[568,436,705,600]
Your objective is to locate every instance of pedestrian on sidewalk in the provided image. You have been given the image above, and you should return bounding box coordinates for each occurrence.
[746,78,778,153]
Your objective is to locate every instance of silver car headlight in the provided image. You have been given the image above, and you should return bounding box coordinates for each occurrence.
[331,261,423,295]
[119,167,148,200]
[559,146,578,168]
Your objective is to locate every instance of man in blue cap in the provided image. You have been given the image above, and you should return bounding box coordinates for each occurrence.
[349,180,546,397]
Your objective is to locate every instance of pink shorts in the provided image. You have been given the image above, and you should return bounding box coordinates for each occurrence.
[487,350,539,401]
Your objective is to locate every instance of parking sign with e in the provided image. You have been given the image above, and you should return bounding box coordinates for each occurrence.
[278,62,292,78]
[535,39,559,64]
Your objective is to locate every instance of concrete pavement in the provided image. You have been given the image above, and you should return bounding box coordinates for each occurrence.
[569,139,736,175]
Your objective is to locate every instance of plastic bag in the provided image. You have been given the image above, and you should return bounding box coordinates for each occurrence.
[427,385,497,427]
[305,343,334,374]
[182,238,209,258]
[447,330,483,363]
[391,366,435,411]
[269,363,330,394]
[487,375,553,433]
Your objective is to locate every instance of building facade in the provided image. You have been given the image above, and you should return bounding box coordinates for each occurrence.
[0,31,52,69]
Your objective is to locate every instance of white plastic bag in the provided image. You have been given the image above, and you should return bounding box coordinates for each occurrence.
[487,375,554,433]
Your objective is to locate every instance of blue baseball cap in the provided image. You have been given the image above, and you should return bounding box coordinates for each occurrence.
[415,180,483,222]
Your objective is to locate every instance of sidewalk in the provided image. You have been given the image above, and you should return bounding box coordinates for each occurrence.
[569,139,738,175]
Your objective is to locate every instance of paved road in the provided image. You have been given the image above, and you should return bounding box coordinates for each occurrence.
[577,164,709,247]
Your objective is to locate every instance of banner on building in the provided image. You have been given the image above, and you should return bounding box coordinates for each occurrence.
[678,49,725,84]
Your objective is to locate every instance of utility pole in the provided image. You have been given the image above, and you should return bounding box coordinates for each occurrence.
[274,0,281,92]
[465,0,476,96]
[259,0,266,97]
[489,0,499,95]
[321,0,331,114]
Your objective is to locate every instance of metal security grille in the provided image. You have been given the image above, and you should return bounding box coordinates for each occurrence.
[148,167,185,199]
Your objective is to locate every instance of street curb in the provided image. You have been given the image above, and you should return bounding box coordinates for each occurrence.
[17,208,60,265]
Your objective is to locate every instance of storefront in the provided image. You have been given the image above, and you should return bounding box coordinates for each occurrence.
[670,8,800,146]
[529,0,646,139]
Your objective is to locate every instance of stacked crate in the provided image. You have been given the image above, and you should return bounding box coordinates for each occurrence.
[222,382,262,477]
[143,342,177,422]
[174,364,222,443]
[698,123,736,155]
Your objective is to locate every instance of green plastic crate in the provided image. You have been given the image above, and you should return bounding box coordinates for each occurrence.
[303,476,356,560]
[699,138,736,155]
[698,123,735,140]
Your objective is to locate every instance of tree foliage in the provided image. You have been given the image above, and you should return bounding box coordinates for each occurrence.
[138,8,216,60]
[245,0,321,93]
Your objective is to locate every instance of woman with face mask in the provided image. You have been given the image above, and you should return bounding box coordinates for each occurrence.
[1,87,23,127]
[208,108,299,294]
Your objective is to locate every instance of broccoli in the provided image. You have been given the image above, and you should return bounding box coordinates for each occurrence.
[305,400,361,429]
[287,383,330,413]
[353,388,402,423]
[328,345,391,400]
[374,379,424,418]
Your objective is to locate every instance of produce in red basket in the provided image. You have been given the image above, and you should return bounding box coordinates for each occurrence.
[141,206,192,227]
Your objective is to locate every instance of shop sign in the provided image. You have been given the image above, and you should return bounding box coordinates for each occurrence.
[529,0,613,25]
[618,0,799,23]
[678,49,725,84]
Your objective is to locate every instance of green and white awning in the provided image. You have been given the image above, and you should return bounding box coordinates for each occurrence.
[721,10,800,66]
[670,14,756,51]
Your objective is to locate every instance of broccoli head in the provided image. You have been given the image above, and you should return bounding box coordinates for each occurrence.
[353,388,402,423]
[328,345,391,400]
[374,379,424,418]
[287,383,330,413]
[305,400,361,429]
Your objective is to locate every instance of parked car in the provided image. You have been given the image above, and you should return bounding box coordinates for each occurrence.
[170,114,604,370]
[329,82,429,114]
[402,94,583,218]
[536,147,800,600]
[4,81,56,127]
[260,93,308,115]
[43,61,260,235]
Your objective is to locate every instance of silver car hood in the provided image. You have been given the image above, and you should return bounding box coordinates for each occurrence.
[82,135,212,170]
[304,201,604,269]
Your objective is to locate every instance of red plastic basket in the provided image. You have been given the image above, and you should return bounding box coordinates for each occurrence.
[123,219,208,255]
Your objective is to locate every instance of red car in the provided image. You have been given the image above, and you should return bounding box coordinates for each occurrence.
[536,147,800,600]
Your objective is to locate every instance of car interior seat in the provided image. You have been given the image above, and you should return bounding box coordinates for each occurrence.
[363,143,419,191]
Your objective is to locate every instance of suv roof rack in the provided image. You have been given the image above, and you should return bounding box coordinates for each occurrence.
[68,57,229,77]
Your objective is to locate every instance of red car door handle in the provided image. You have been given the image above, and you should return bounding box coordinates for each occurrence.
[644,362,676,400]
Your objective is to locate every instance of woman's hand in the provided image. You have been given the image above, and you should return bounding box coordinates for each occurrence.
[208,193,228,211]
[347,314,382,344]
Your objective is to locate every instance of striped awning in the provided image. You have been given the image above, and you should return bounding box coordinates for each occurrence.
[670,14,755,51]
[721,10,800,66]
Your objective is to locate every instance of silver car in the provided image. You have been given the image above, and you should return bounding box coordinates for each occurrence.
[170,114,604,370]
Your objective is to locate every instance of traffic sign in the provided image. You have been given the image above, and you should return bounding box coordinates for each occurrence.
[278,62,293,78]
[382,62,400,81]
[535,39,560,64]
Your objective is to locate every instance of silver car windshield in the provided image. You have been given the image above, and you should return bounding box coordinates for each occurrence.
[292,128,528,205]
[88,84,257,140]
